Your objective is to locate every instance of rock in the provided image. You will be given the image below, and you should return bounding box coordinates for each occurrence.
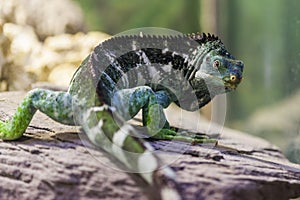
[0,23,34,91]
[1,91,300,200]
[44,32,110,86]
[0,0,85,40]
[0,27,110,91]
[48,63,78,86]
[0,20,8,90]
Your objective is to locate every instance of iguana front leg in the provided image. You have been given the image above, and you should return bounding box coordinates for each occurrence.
[0,88,74,140]
[112,86,216,144]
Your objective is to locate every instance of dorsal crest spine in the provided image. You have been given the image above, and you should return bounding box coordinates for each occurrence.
[187,32,220,44]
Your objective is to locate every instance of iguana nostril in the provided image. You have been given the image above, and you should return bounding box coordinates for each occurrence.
[237,61,243,65]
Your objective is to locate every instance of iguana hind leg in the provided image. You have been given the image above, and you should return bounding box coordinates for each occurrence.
[0,88,74,140]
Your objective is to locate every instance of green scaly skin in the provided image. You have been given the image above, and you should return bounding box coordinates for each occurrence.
[0,32,244,200]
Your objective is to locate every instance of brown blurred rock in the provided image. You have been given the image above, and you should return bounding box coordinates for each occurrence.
[0,25,110,90]
[48,63,78,87]
[44,32,110,85]
[0,23,34,91]
[0,0,110,91]
[1,91,300,200]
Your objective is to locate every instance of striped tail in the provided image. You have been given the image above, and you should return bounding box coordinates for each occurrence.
[79,104,182,200]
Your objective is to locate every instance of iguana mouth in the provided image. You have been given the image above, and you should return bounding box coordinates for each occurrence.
[223,79,241,91]
[222,74,242,91]
[224,83,238,91]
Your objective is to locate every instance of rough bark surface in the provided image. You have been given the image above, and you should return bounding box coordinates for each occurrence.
[1,91,300,200]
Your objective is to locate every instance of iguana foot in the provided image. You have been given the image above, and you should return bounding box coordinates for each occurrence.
[151,128,217,144]
[0,120,20,140]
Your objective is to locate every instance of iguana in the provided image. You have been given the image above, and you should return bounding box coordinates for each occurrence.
[0,30,243,199]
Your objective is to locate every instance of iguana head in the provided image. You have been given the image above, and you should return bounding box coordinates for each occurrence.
[189,33,244,93]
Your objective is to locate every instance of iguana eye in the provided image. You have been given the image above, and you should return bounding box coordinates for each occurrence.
[213,60,221,68]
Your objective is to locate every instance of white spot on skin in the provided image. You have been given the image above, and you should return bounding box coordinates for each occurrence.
[111,143,131,168]
[85,105,109,116]
[182,53,189,63]
[82,106,110,138]
[171,51,178,57]
[116,73,129,89]
[161,64,172,73]
[163,40,168,47]
[97,120,104,130]
[109,106,116,112]
[112,124,130,146]
[139,31,143,38]
[105,52,117,64]
[85,119,104,142]
[161,188,181,200]
[111,125,137,168]
[138,50,151,65]
[102,72,116,88]
[112,62,125,76]
[82,118,118,155]
[63,93,70,106]
[145,65,162,77]
[143,141,155,151]
[136,71,147,85]
[53,111,59,119]
[195,71,210,79]
[132,40,137,51]
[92,52,99,62]
[138,151,158,183]
[162,167,177,180]
[162,48,169,54]
[191,49,198,57]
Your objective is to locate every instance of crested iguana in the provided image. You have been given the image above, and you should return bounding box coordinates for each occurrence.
[0,30,244,199]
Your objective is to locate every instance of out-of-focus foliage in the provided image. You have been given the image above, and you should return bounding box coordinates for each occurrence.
[221,0,300,123]
[218,1,300,162]
[73,0,200,35]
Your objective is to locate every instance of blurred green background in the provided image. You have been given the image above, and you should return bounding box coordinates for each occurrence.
[74,0,300,162]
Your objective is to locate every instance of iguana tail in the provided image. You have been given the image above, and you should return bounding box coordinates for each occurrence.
[79,105,182,200]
